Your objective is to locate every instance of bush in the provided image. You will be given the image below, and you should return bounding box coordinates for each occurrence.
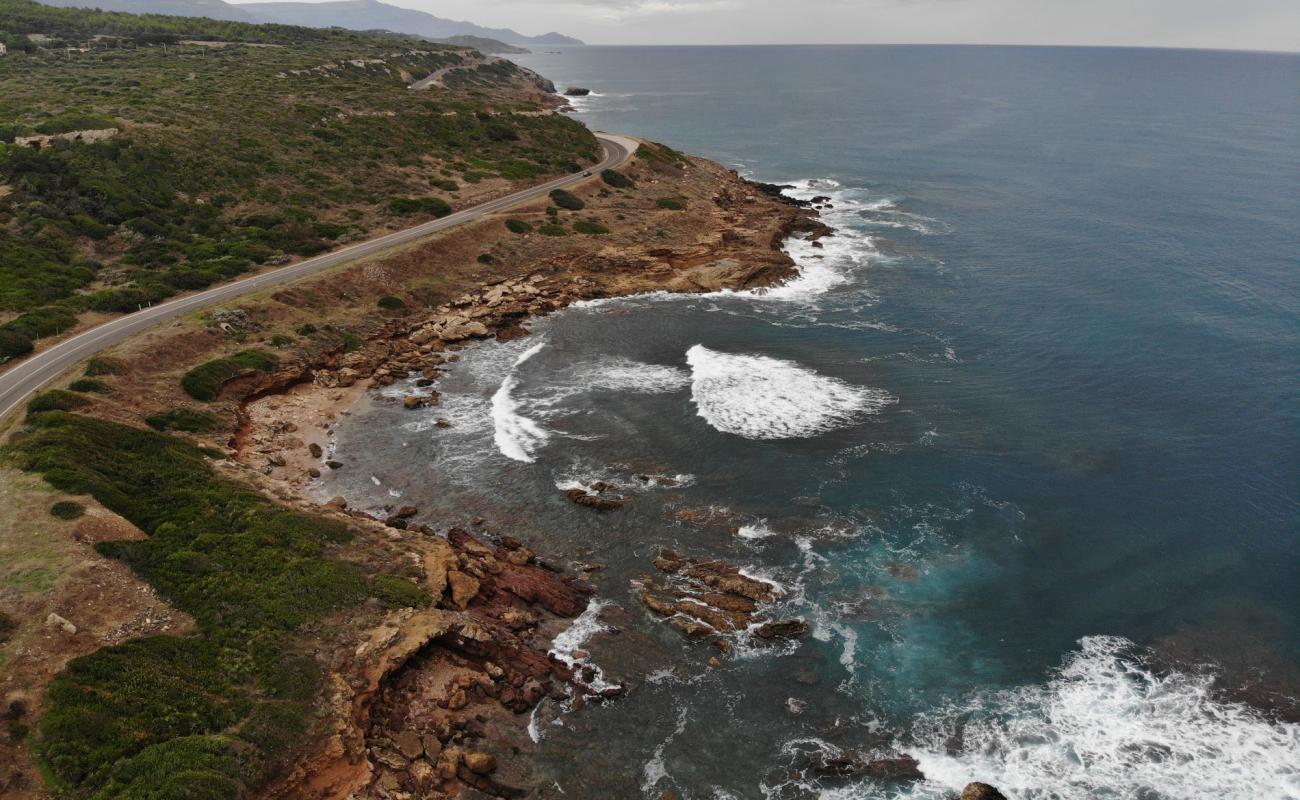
[68,379,109,394]
[431,178,459,192]
[476,253,495,264]
[180,350,279,401]
[574,220,610,235]
[657,197,687,210]
[145,408,219,433]
[50,501,85,520]
[386,196,452,217]
[5,412,402,794]
[504,219,531,234]
[27,390,90,415]
[370,575,430,609]
[376,295,406,311]
[0,330,34,363]
[268,334,294,348]
[600,169,634,189]
[4,307,79,339]
[85,357,125,376]
[538,223,567,237]
[548,189,584,211]
[295,324,318,336]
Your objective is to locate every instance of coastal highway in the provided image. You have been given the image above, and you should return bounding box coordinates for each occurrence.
[0,132,638,424]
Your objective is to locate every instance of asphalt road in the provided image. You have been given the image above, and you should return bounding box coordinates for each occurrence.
[0,132,637,424]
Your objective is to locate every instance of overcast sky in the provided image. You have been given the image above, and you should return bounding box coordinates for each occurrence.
[343,0,1299,51]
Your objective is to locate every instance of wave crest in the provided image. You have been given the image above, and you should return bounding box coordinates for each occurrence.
[686,344,895,440]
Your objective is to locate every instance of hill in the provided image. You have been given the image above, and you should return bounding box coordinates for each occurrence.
[30,0,584,44]
[241,0,582,45]
[0,0,593,362]
[435,34,529,54]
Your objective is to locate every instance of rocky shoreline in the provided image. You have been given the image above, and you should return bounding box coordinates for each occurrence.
[227,165,830,796]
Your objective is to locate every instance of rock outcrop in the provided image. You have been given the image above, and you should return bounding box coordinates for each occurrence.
[637,548,806,644]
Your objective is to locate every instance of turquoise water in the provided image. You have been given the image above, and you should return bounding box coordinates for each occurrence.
[325,46,1300,797]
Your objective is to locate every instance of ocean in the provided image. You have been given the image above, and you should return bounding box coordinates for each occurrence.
[322,45,1300,797]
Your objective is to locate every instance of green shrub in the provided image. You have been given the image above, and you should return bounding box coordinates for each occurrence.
[268,334,294,348]
[34,112,119,135]
[338,331,364,353]
[370,575,431,609]
[0,330,34,363]
[386,196,452,217]
[85,357,125,376]
[548,189,584,211]
[504,219,531,234]
[295,324,318,336]
[145,408,219,433]
[538,223,567,237]
[5,411,403,794]
[4,307,79,339]
[27,390,90,415]
[68,378,109,394]
[600,169,634,189]
[574,220,610,235]
[376,296,406,311]
[180,350,279,401]
[657,197,687,210]
[476,253,495,264]
[431,178,459,192]
[50,501,85,520]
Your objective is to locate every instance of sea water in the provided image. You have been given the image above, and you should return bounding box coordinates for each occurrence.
[323,45,1300,798]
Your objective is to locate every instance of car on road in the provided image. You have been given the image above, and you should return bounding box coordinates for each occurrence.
[583,171,592,176]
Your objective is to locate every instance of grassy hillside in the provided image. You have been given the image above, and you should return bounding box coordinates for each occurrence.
[0,0,595,361]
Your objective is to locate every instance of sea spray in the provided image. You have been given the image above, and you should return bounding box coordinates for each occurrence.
[685,344,895,439]
[905,636,1300,799]
[490,340,550,462]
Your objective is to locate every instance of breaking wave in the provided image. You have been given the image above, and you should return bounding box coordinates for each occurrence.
[903,635,1300,799]
[490,341,550,462]
[685,344,895,439]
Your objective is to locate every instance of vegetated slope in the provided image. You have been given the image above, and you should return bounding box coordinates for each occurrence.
[0,0,596,361]
[6,408,427,798]
[31,0,584,44]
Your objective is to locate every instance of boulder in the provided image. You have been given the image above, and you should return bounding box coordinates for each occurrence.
[961,784,1007,800]
[403,395,424,409]
[564,488,627,510]
[447,570,480,608]
[393,730,425,760]
[564,87,591,96]
[751,619,809,639]
[463,751,496,775]
[308,442,323,458]
[45,613,76,635]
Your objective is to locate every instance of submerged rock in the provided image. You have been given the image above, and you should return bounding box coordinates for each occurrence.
[564,487,627,510]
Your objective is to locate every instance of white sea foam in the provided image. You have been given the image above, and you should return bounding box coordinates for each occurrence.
[902,635,1300,800]
[549,598,618,693]
[573,358,691,394]
[737,520,776,540]
[642,706,690,795]
[490,341,549,462]
[685,345,895,439]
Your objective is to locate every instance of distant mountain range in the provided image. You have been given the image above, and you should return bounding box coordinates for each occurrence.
[33,0,584,45]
